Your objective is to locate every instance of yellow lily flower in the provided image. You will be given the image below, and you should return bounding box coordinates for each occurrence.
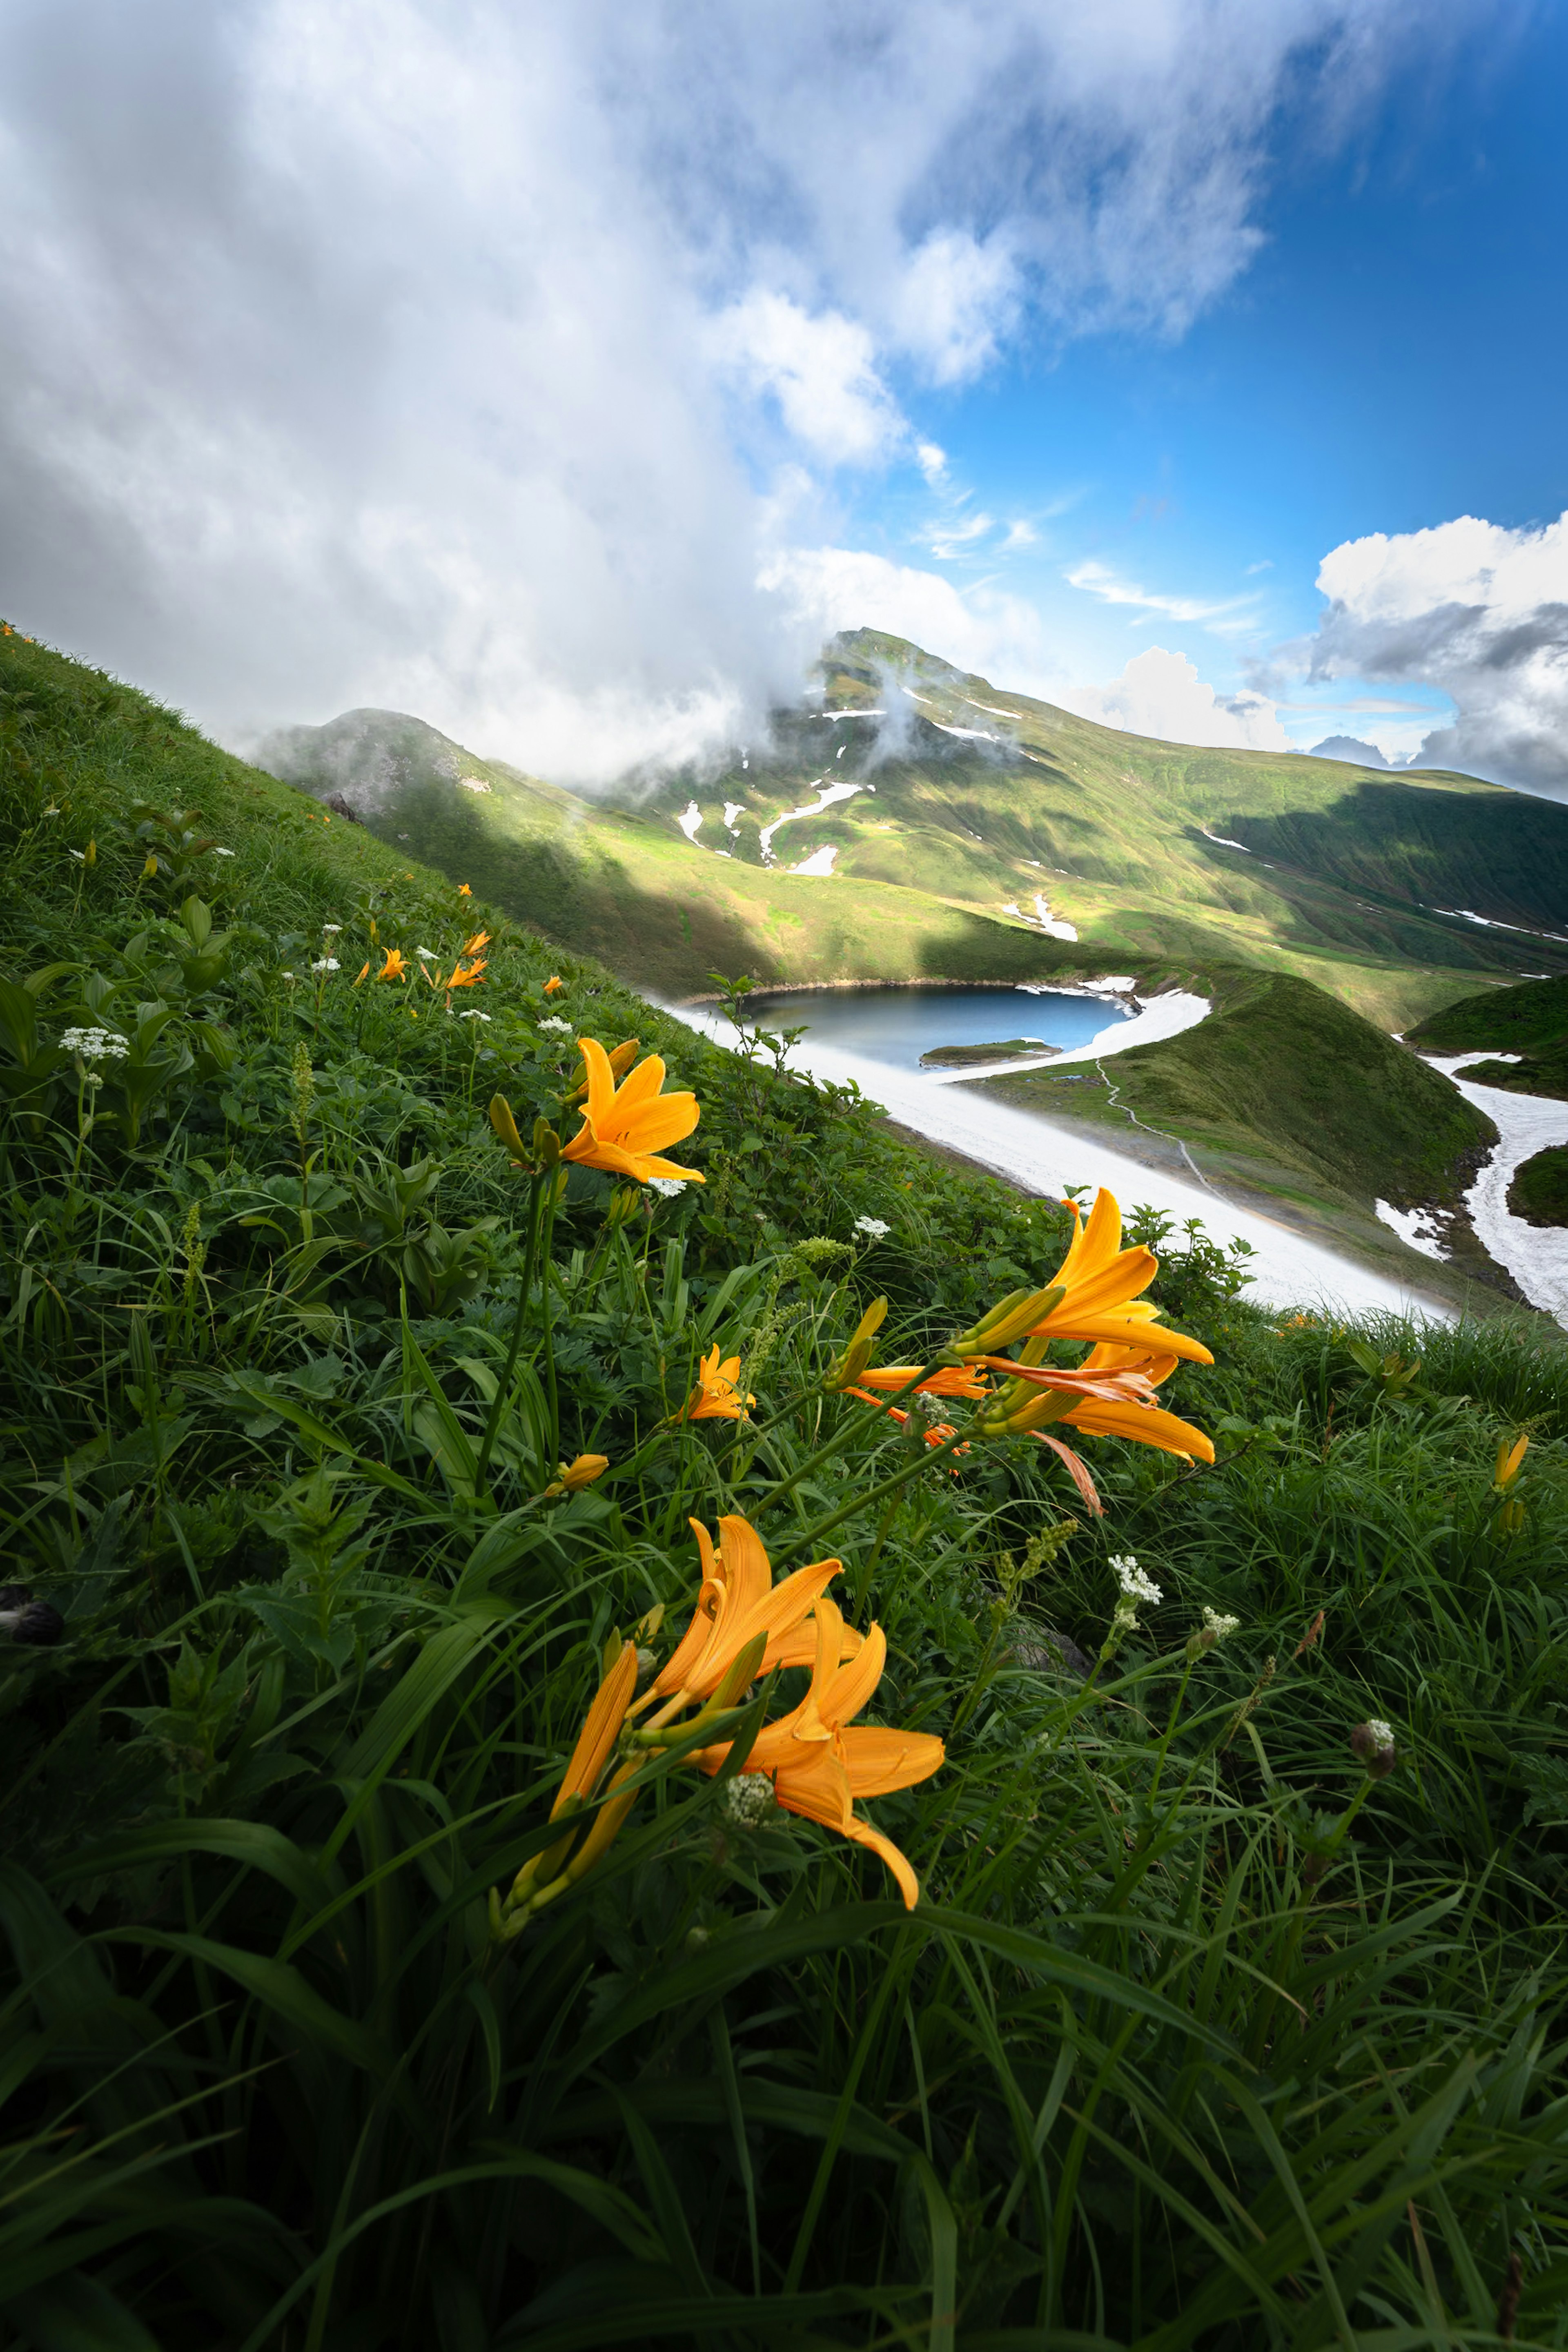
[544,1452,610,1495]
[1494,1433,1528,1489]
[699,1596,944,1911]
[561,1036,704,1184]
[677,1345,754,1422]
[376,947,409,981]
[1022,1190,1215,1364]
[644,1515,859,1708]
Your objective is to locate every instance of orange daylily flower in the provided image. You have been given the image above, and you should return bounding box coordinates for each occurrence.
[677,1345,754,1422]
[457,883,472,897]
[551,1640,638,1822]
[1494,1433,1529,1489]
[1020,1190,1215,1364]
[856,1362,990,1399]
[545,1452,610,1495]
[644,1515,859,1708]
[543,974,564,995]
[571,1037,639,1099]
[562,1035,704,1184]
[444,958,487,993]
[1033,1339,1215,1463]
[376,947,409,981]
[462,929,492,957]
[352,960,371,986]
[699,1596,944,1911]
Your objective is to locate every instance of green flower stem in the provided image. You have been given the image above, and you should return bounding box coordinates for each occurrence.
[748,1359,951,1525]
[474,1170,544,1497]
[768,1423,968,1569]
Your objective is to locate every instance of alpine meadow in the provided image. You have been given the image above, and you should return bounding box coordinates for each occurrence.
[8,4,1568,2343]
[4,622,1568,2349]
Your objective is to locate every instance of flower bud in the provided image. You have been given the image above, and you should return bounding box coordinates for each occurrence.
[1350,1719,1398,1779]
[532,1118,561,1168]
[824,1296,889,1392]
[950,1284,1066,1358]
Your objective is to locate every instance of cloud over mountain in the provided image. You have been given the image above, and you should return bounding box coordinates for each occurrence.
[0,0,1460,779]
[1063,647,1287,752]
[1305,512,1568,797]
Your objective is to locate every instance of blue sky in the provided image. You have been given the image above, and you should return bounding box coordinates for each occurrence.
[3,0,1567,791]
[834,2,1568,766]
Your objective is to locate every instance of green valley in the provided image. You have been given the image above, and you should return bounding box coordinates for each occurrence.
[257,629,1568,1291]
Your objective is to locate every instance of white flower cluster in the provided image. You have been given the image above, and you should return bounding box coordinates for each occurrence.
[459,1010,492,1022]
[310,957,340,975]
[214,846,236,856]
[648,1176,686,1197]
[1111,1554,1161,1605]
[854,1215,891,1239]
[415,947,437,960]
[1202,1606,1240,1642]
[60,1027,128,1063]
[722,1774,777,1828]
[538,1016,572,1036]
[321,923,342,935]
[1365,1718,1395,1753]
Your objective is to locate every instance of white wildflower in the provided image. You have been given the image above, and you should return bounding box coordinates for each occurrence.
[459,1009,492,1022]
[648,1176,686,1197]
[310,956,341,975]
[1110,1554,1161,1606]
[280,971,297,982]
[1365,1718,1395,1753]
[415,947,437,960]
[214,846,236,856]
[854,1215,891,1240]
[722,1775,776,1828]
[538,1016,572,1036]
[60,1027,129,1063]
[1202,1607,1240,1642]
[67,849,85,862]
[321,923,342,935]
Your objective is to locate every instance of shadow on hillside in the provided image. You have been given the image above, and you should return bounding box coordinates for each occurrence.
[1229,781,1568,937]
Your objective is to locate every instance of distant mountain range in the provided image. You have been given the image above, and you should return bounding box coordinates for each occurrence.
[258,628,1568,1034]
[1307,734,1396,768]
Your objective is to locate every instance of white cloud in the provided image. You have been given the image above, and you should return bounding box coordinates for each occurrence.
[916,441,949,484]
[1306,511,1568,795]
[0,0,1479,777]
[707,291,905,466]
[760,546,1053,687]
[1001,520,1039,551]
[927,511,996,560]
[1065,560,1257,629]
[888,230,1020,383]
[1062,646,1288,751]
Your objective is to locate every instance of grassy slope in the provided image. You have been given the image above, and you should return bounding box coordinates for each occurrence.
[259,635,1568,1034]
[1408,972,1568,1104]
[972,966,1505,1304]
[258,645,1559,1289]
[7,633,1568,2345]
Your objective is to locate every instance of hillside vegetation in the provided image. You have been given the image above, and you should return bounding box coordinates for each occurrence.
[4,627,1568,2345]
[1411,973,1568,1101]
[981,966,1496,1239]
[262,629,1568,1033]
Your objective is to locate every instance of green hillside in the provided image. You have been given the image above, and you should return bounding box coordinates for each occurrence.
[976,967,1502,1296]
[7,623,1568,2346]
[261,630,1568,1038]
[1408,973,1568,1101]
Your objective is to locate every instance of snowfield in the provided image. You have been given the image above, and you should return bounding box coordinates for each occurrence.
[1423,1053,1568,1324]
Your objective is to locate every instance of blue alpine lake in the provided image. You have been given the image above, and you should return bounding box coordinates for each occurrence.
[744,983,1127,1072]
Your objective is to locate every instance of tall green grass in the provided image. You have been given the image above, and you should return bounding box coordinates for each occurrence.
[2,633,1568,2348]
